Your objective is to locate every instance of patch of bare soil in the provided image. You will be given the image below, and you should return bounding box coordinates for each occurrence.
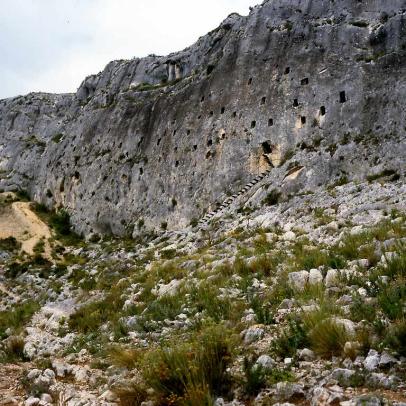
[0,194,52,259]
[0,363,26,404]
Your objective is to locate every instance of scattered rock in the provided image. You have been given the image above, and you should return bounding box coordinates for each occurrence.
[288,271,309,291]
[364,349,380,371]
[244,327,265,344]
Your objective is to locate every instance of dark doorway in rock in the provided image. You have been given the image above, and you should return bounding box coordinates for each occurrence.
[301,78,309,85]
[293,99,299,107]
[248,78,253,85]
[301,116,306,125]
[285,67,290,74]
[340,91,346,103]
[221,107,225,114]
[139,167,143,175]
[251,120,256,129]
[262,141,273,154]
[261,97,266,105]
[320,106,326,116]
[268,118,274,126]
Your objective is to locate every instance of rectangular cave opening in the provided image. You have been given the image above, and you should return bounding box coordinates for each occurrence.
[251,120,256,129]
[301,78,309,85]
[221,107,225,114]
[293,99,299,107]
[320,106,326,116]
[340,91,347,103]
[268,118,274,127]
[261,96,266,105]
[284,67,290,74]
[262,141,273,154]
[301,116,306,125]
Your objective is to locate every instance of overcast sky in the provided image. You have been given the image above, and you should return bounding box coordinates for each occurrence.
[0,0,257,99]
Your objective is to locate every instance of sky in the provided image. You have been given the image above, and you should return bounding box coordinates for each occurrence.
[0,0,257,99]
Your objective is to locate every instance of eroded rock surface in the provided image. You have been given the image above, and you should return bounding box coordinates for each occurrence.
[0,0,405,237]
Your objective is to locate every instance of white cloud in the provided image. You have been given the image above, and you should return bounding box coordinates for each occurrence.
[0,0,257,99]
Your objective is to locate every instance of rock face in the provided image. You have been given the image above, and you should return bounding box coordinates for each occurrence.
[0,0,406,236]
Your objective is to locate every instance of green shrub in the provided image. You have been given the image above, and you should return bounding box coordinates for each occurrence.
[243,356,295,397]
[0,301,40,339]
[0,237,21,252]
[0,336,26,363]
[378,281,406,321]
[68,287,124,334]
[382,249,406,280]
[268,273,294,309]
[137,294,184,331]
[141,325,234,405]
[160,248,177,260]
[367,169,398,182]
[291,243,345,271]
[303,306,349,358]
[31,202,48,213]
[243,356,266,396]
[262,190,281,206]
[15,189,30,201]
[350,295,376,322]
[113,382,147,406]
[249,295,274,325]
[109,346,141,369]
[189,284,232,323]
[383,320,406,356]
[33,239,45,254]
[52,133,63,143]
[271,317,308,358]
[49,210,71,236]
[5,261,29,278]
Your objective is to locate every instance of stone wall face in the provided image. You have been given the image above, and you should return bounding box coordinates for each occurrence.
[0,0,406,236]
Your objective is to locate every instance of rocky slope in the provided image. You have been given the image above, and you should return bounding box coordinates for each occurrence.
[0,175,405,405]
[0,0,406,236]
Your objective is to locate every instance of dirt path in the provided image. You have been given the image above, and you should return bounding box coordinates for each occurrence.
[0,363,26,404]
[0,195,52,259]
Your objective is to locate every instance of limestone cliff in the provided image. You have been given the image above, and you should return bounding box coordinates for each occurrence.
[0,0,405,236]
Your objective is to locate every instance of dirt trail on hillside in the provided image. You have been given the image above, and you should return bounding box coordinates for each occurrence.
[0,363,26,403]
[0,195,52,259]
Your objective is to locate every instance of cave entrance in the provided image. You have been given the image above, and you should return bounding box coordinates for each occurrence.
[261,141,275,168]
[262,141,273,154]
